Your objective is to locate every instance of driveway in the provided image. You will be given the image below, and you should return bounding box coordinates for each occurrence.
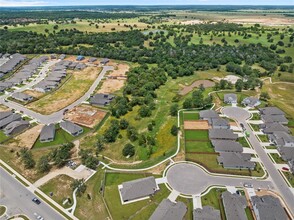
[0,65,113,124]
[222,106,294,215]
[0,167,64,220]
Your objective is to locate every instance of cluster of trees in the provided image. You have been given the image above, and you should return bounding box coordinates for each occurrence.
[183,88,213,109]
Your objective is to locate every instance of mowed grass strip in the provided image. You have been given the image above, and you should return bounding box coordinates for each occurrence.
[28,67,102,115]
[183,112,199,120]
[185,141,214,153]
[185,130,209,141]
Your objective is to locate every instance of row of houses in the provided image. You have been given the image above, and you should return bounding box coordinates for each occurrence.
[0,53,26,75]
[200,110,255,170]
[0,56,49,92]
[0,110,29,136]
[224,93,261,108]
[39,120,83,143]
[76,55,109,65]
[258,107,294,174]
[89,93,115,107]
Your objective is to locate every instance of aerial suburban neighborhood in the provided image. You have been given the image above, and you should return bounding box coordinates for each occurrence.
[0,2,294,220]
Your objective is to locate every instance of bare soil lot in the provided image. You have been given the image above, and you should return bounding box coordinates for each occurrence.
[226,17,294,26]
[23,89,44,99]
[184,120,210,130]
[27,66,101,115]
[179,80,215,96]
[8,124,43,149]
[97,63,129,94]
[64,105,107,128]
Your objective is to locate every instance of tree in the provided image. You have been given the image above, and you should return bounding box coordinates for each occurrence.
[37,155,51,173]
[119,119,129,130]
[20,148,35,169]
[122,143,135,157]
[171,125,178,136]
[95,136,104,154]
[170,103,178,116]
[235,79,243,92]
[260,92,270,101]
[71,179,87,197]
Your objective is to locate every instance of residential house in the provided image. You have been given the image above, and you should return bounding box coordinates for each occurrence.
[269,131,294,147]
[60,120,83,136]
[259,107,285,116]
[211,140,243,153]
[11,92,33,103]
[259,107,288,124]
[88,57,97,63]
[40,124,56,143]
[217,152,255,170]
[199,110,220,125]
[193,206,221,220]
[209,129,238,141]
[75,63,86,70]
[242,97,261,108]
[289,159,294,174]
[119,176,158,203]
[211,118,230,129]
[222,191,247,220]
[59,54,66,60]
[89,93,115,106]
[260,122,290,134]
[251,195,287,220]
[100,58,109,65]
[76,55,85,61]
[0,53,26,74]
[224,93,237,104]
[4,120,29,136]
[0,110,13,121]
[0,113,22,129]
[277,147,294,162]
[149,199,187,220]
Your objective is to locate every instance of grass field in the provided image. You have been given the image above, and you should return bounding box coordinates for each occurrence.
[185,141,214,153]
[251,113,261,120]
[250,124,260,132]
[0,206,6,216]
[28,67,102,115]
[270,153,286,164]
[0,130,9,143]
[238,137,251,148]
[283,172,294,188]
[201,188,226,219]
[40,174,74,209]
[185,130,209,141]
[75,169,110,220]
[104,172,173,220]
[186,153,265,177]
[183,112,200,120]
[258,135,269,142]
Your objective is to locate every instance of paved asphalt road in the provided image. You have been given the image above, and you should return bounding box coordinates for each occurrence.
[222,106,294,216]
[0,167,64,220]
[166,163,273,195]
[0,64,113,124]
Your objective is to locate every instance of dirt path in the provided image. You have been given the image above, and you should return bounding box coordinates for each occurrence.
[179,80,215,96]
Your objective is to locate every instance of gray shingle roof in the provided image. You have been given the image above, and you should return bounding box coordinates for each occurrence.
[60,120,83,136]
[11,92,33,102]
[222,191,247,220]
[261,122,290,134]
[211,118,229,128]
[90,93,115,106]
[209,129,238,140]
[193,206,221,220]
[4,120,29,135]
[0,110,13,120]
[149,199,187,220]
[120,176,157,202]
[40,124,55,142]
[199,110,219,119]
[217,152,255,169]
[259,107,285,116]
[261,114,288,124]
[224,94,237,103]
[278,146,294,161]
[0,53,26,74]
[242,97,260,107]
[211,140,243,153]
[88,57,97,62]
[270,131,294,147]
[251,195,287,220]
[0,113,22,128]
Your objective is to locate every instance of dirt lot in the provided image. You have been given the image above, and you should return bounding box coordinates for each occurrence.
[181,19,203,25]
[179,80,215,96]
[97,63,129,94]
[64,105,107,128]
[0,104,9,112]
[226,17,294,26]
[23,89,44,99]
[8,124,43,149]
[213,75,241,84]
[27,66,101,115]
[184,120,210,130]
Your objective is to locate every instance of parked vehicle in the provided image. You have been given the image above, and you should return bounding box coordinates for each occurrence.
[282,167,289,171]
[32,197,41,205]
[243,183,253,188]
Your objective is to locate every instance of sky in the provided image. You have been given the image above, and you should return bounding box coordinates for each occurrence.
[0,0,293,6]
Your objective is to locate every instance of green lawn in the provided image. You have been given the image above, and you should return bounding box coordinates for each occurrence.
[34,126,92,148]
[40,174,74,209]
[283,172,294,188]
[245,207,255,220]
[185,141,214,153]
[104,172,171,220]
[185,130,209,141]
[270,153,286,164]
[288,119,294,127]
[250,124,260,132]
[251,113,261,120]
[0,130,10,143]
[186,153,265,177]
[0,206,6,216]
[75,169,110,220]
[183,112,200,120]
[238,137,251,148]
[258,135,269,142]
[201,188,226,220]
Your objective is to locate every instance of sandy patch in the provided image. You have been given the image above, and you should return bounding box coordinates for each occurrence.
[0,104,9,112]
[179,80,215,96]
[226,17,294,26]
[64,105,107,128]
[184,120,210,130]
[181,19,203,25]
[8,124,43,149]
[23,89,44,99]
[213,75,241,84]
[97,63,129,94]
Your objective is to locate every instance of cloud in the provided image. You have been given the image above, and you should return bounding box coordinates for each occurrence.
[0,0,47,6]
